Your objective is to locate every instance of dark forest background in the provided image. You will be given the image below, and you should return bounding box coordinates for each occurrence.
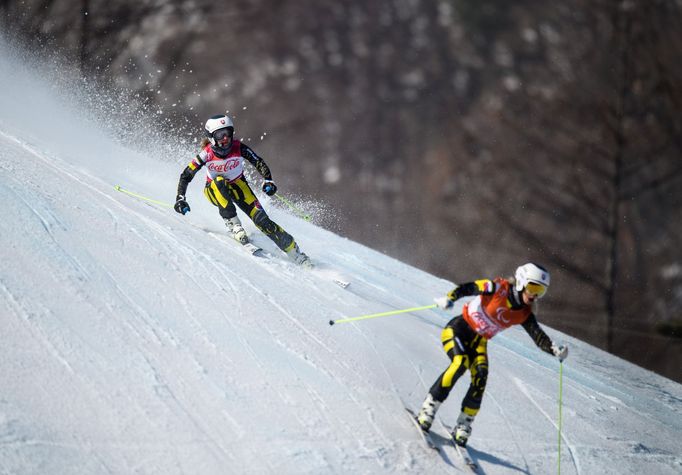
[2,0,681,382]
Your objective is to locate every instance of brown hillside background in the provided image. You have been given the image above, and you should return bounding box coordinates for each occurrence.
[3,0,681,382]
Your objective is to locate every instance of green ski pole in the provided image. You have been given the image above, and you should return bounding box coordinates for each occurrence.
[114,185,173,208]
[274,194,312,222]
[329,304,437,326]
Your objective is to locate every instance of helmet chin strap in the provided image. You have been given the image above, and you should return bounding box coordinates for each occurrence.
[510,287,523,307]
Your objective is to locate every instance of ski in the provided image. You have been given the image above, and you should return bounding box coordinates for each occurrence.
[332,278,351,289]
[307,263,351,289]
[203,227,351,285]
[405,408,440,452]
[206,231,265,257]
[451,441,480,473]
[239,241,264,256]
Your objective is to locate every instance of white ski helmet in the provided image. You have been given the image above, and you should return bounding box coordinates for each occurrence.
[204,114,234,147]
[514,262,550,294]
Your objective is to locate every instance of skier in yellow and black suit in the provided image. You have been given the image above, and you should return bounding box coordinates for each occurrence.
[415,263,569,447]
[174,114,310,266]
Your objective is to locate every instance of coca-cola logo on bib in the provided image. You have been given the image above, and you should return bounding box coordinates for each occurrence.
[208,159,240,173]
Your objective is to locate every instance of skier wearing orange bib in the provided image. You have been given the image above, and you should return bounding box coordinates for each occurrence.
[416,263,568,447]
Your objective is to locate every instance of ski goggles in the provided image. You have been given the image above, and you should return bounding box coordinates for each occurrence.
[525,282,548,299]
[213,127,234,141]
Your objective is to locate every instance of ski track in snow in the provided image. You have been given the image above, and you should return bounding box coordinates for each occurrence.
[2,133,257,469]
[512,376,581,475]
[495,330,682,435]
[131,222,323,470]
[123,199,404,471]
[2,152,196,456]
[486,391,532,474]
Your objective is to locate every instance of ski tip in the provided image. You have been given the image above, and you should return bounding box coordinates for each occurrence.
[329,320,335,326]
[114,185,121,191]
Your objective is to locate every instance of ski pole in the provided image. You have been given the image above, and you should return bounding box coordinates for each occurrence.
[114,185,173,208]
[329,304,437,326]
[557,360,564,475]
[274,194,312,221]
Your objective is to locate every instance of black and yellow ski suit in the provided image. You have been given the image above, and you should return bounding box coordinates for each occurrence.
[428,278,555,417]
[176,139,296,252]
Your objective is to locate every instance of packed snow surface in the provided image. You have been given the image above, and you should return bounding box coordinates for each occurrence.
[1,41,681,474]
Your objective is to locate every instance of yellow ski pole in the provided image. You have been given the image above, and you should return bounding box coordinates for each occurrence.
[114,185,174,208]
[329,304,437,326]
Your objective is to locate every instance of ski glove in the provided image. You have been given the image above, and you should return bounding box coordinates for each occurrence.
[551,343,568,362]
[174,195,190,215]
[262,180,277,196]
[434,296,454,310]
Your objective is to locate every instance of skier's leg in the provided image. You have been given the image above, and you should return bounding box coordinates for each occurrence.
[205,178,238,219]
[461,340,488,416]
[252,208,294,250]
[453,337,488,446]
[231,178,309,262]
[205,178,247,242]
[417,321,471,430]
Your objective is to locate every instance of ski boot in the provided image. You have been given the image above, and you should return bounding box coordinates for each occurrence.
[224,217,248,244]
[452,411,475,447]
[416,393,441,432]
[286,242,312,268]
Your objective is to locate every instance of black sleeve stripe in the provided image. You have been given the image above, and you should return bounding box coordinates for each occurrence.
[241,144,272,180]
[521,314,553,354]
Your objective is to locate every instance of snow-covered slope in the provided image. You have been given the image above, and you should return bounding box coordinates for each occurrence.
[1,42,681,475]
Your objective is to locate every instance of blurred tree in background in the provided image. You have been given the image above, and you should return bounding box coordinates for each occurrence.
[2,0,681,382]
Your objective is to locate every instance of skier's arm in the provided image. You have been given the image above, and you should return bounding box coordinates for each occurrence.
[448,280,495,300]
[241,144,273,180]
[521,314,554,354]
[176,154,205,197]
[435,280,495,309]
[174,154,205,215]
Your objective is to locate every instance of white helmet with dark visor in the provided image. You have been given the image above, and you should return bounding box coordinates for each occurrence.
[205,114,234,148]
[514,262,550,299]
